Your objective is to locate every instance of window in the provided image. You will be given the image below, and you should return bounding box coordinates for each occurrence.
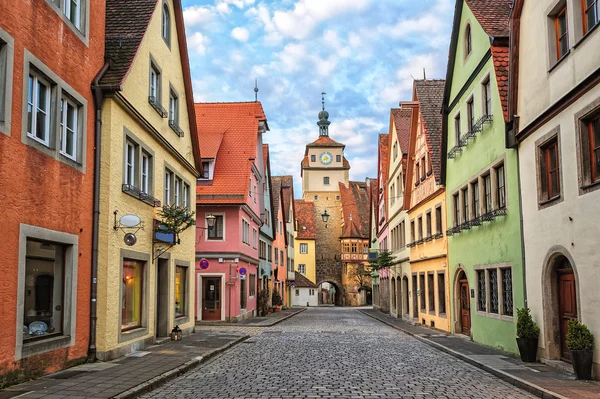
[496,164,506,209]
[390,183,395,205]
[313,195,318,201]
[502,268,513,316]
[393,142,398,161]
[23,240,66,340]
[201,161,210,179]
[274,248,279,264]
[417,217,423,241]
[242,219,250,245]
[164,170,172,205]
[555,6,569,60]
[300,243,308,254]
[472,181,480,218]
[426,212,432,238]
[489,269,499,314]
[462,187,469,221]
[249,180,252,197]
[162,4,171,45]
[141,152,150,194]
[477,270,486,311]
[428,273,435,313]
[584,0,599,33]
[183,183,189,208]
[295,289,300,296]
[175,266,187,317]
[311,154,316,162]
[253,185,257,203]
[123,136,154,199]
[259,241,266,260]
[208,215,224,240]
[0,36,10,130]
[336,154,341,162]
[467,97,475,133]
[280,250,284,265]
[483,77,492,117]
[438,273,446,314]
[588,115,600,182]
[267,245,272,262]
[415,163,420,183]
[453,193,460,226]
[169,90,178,125]
[252,228,257,249]
[298,264,306,274]
[455,114,461,144]
[27,73,51,146]
[483,174,492,213]
[351,243,357,253]
[150,64,160,101]
[421,157,426,179]
[63,0,81,30]
[240,278,247,309]
[174,177,181,206]
[249,274,256,297]
[323,177,330,185]
[59,97,78,160]
[410,220,415,242]
[419,274,426,311]
[435,206,442,235]
[540,138,561,199]
[465,24,472,56]
[122,259,144,330]
[125,141,136,186]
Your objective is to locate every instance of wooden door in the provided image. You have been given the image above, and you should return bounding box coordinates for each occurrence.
[460,279,471,335]
[202,277,221,321]
[558,271,577,361]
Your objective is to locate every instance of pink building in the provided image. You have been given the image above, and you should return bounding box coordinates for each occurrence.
[194,102,269,322]
[270,175,288,306]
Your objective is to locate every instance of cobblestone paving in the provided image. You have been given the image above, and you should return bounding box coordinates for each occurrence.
[143,308,535,399]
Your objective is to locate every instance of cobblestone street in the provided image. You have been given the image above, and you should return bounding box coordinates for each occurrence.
[143,308,534,399]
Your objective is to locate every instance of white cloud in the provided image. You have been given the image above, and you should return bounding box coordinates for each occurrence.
[231,26,250,42]
[219,0,256,9]
[187,32,208,55]
[275,43,307,72]
[183,6,216,27]
[216,2,230,14]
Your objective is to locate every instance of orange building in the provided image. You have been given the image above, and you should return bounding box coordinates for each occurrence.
[0,0,105,384]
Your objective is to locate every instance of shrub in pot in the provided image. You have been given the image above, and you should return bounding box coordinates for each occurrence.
[257,289,269,317]
[272,289,283,311]
[567,319,595,380]
[516,308,540,362]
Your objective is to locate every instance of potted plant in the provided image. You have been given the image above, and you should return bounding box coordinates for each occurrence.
[257,289,269,317]
[567,319,595,380]
[516,308,540,362]
[272,289,283,312]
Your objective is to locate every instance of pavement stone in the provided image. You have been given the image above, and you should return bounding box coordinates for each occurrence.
[142,307,535,399]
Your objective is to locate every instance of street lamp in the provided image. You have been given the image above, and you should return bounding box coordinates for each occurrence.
[321,210,330,223]
[205,213,216,230]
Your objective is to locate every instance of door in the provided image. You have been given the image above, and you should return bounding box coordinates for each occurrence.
[412,275,418,318]
[156,259,169,337]
[202,277,221,321]
[558,271,577,361]
[460,279,471,335]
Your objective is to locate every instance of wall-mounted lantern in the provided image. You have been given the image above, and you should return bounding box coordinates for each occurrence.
[321,210,330,223]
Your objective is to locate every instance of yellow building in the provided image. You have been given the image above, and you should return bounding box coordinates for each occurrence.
[403,80,450,331]
[294,200,317,285]
[94,0,201,360]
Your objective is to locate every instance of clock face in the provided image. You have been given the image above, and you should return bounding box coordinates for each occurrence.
[320,152,333,165]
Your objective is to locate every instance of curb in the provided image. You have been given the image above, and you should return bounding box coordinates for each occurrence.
[196,307,307,328]
[359,310,567,399]
[113,335,249,399]
[265,307,307,326]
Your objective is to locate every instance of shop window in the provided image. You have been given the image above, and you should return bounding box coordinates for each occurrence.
[122,259,144,331]
[428,273,435,313]
[175,266,187,317]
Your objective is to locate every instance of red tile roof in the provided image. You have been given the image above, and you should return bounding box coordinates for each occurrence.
[263,144,269,175]
[277,175,295,224]
[194,102,267,204]
[294,200,316,240]
[465,0,512,37]
[304,136,345,154]
[271,175,282,218]
[414,79,446,182]
[391,109,412,156]
[491,45,509,122]
[377,133,389,223]
[339,181,370,239]
[294,272,317,287]
[200,131,224,159]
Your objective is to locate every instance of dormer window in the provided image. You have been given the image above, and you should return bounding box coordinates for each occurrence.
[200,161,212,179]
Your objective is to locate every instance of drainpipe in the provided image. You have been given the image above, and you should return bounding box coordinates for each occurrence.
[88,61,110,361]
[515,148,528,308]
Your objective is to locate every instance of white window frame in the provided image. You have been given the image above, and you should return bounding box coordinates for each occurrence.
[141,152,149,194]
[59,96,78,161]
[63,0,81,30]
[165,170,172,206]
[174,177,181,206]
[183,183,189,208]
[298,264,306,274]
[125,141,136,187]
[169,92,177,124]
[162,3,171,46]
[300,243,308,254]
[150,66,160,100]
[27,73,51,146]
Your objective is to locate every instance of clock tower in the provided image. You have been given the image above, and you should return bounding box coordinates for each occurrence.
[299,95,350,305]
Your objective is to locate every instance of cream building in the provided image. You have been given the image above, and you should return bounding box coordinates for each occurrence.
[510,0,600,374]
[94,0,200,360]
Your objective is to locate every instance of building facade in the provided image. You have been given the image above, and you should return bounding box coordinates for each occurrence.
[294,200,317,285]
[260,144,275,303]
[194,102,267,322]
[0,0,105,384]
[443,0,523,353]
[270,174,288,306]
[510,0,600,374]
[94,0,201,360]
[404,80,450,331]
[292,272,319,307]
[373,134,390,313]
[278,176,296,308]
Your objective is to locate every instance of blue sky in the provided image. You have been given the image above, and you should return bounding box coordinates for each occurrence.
[182,0,455,196]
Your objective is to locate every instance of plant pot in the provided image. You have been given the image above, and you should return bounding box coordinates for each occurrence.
[570,349,594,380]
[516,337,539,362]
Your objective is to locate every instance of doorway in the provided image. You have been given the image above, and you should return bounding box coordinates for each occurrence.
[202,277,222,321]
[156,259,169,338]
[458,271,471,335]
[556,258,577,362]
[402,276,409,316]
[412,274,418,318]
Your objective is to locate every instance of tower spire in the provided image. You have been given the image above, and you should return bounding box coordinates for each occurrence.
[317,92,331,137]
[254,78,259,102]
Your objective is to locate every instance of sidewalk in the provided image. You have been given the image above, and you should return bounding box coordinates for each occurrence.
[0,330,248,399]
[360,308,600,399]
[196,307,306,327]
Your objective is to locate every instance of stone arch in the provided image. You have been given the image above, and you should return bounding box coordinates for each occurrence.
[452,265,470,336]
[317,280,344,306]
[541,246,581,361]
[391,277,397,313]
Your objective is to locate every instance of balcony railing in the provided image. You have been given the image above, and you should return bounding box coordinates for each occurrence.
[122,184,161,207]
[446,207,507,236]
[448,115,493,159]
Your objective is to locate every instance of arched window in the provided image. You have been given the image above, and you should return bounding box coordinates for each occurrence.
[465,24,472,56]
[162,4,170,45]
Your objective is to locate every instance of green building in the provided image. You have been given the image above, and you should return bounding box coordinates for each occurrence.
[442,0,524,353]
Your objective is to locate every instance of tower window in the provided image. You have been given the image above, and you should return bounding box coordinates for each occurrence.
[324,177,330,185]
[311,154,316,162]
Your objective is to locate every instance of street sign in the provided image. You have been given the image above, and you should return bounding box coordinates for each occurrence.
[240,274,246,280]
[239,267,247,276]
[199,258,209,270]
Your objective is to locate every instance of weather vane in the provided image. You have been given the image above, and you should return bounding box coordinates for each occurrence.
[254,78,259,102]
[321,91,326,111]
